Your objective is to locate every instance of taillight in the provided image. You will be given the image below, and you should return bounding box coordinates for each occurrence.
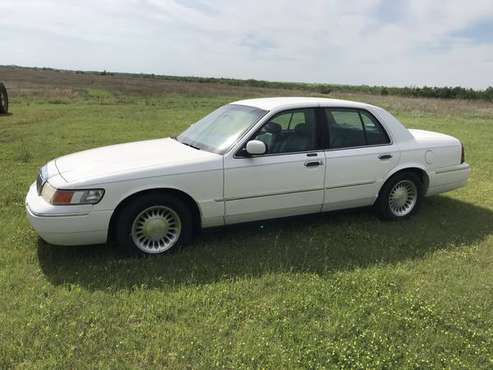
[461,142,465,164]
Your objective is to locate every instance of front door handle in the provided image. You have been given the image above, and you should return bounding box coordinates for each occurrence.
[378,154,393,160]
[304,160,323,167]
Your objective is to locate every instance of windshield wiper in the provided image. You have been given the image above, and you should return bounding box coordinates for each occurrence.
[174,136,202,150]
[181,141,201,150]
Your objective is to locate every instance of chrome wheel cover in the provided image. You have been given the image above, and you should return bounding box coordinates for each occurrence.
[131,205,182,254]
[388,180,418,217]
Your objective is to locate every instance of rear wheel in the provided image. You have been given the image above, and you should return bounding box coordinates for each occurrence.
[114,193,193,256]
[375,172,423,220]
[0,83,8,114]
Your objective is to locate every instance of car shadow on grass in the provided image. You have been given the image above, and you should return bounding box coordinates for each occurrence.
[37,196,493,291]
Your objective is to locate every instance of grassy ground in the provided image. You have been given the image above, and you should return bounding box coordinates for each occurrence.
[0,68,493,369]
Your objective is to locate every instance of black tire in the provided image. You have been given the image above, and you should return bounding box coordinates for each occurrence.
[375,172,423,221]
[0,83,8,114]
[114,192,193,256]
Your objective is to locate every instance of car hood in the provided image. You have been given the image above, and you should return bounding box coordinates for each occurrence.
[55,138,221,184]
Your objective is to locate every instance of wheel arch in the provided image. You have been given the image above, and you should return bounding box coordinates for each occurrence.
[107,187,202,243]
[379,165,430,197]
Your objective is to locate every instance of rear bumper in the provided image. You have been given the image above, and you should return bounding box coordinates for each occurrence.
[25,183,112,246]
[426,163,470,196]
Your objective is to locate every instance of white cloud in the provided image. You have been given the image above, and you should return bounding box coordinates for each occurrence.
[0,0,492,88]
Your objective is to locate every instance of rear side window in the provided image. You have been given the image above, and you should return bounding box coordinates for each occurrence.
[325,109,390,149]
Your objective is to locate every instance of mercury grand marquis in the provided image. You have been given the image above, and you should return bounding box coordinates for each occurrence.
[26,97,470,255]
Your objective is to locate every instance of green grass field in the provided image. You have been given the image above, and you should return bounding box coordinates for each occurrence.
[1,70,493,368]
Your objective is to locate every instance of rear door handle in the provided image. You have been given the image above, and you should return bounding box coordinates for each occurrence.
[378,154,393,160]
[304,160,323,167]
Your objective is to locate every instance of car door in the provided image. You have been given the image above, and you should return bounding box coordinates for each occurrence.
[223,108,326,224]
[322,108,400,211]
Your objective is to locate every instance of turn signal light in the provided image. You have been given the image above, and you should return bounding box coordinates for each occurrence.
[52,190,75,205]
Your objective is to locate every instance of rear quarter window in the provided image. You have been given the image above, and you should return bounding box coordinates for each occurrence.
[360,111,390,145]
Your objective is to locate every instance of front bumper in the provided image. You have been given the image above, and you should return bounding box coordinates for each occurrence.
[25,183,112,246]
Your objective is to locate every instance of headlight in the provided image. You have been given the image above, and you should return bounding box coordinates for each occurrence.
[41,182,104,205]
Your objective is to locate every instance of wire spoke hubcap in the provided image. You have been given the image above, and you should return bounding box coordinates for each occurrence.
[131,205,182,254]
[388,180,418,217]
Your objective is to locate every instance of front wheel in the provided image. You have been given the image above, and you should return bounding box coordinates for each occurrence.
[375,172,423,220]
[114,193,193,256]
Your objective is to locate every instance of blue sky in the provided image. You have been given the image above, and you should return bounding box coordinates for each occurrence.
[1,0,492,88]
[455,18,493,44]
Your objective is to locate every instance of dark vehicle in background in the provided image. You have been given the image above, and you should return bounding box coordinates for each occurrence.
[0,82,8,114]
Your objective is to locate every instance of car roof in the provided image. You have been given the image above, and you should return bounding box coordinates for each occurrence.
[231,97,377,111]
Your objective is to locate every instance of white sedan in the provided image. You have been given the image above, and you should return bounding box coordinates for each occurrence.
[26,97,470,255]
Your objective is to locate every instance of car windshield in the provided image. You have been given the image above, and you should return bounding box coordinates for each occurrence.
[176,104,267,153]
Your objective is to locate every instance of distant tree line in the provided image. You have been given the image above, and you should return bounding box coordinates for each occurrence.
[10,65,493,101]
[133,74,493,101]
[160,76,493,101]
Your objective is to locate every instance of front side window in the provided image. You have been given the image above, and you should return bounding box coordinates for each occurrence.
[325,109,390,149]
[177,104,267,153]
[252,109,317,154]
[269,111,307,130]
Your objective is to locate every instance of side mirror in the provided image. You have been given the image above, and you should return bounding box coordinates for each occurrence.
[245,140,267,155]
